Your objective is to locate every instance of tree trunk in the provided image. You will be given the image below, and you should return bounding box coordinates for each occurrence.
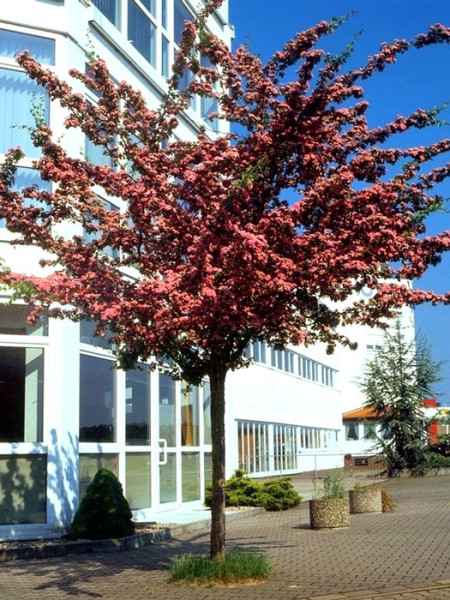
[208,357,228,561]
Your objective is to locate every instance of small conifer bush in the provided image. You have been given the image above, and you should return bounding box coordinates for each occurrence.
[204,470,301,511]
[260,476,302,511]
[69,468,135,540]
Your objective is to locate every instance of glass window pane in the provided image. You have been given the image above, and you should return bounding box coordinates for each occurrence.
[126,452,151,509]
[203,380,211,445]
[181,383,199,446]
[0,29,55,64]
[161,35,169,78]
[159,452,176,503]
[0,347,44,442]
[92,0,119,26]
[79,319,113,349]
[1,167,52,229]
[174,0,193,45]
[159,373,176,446]
[139,0,156,15]
[0,68,49,157]
[204,452,212,488]
[85,136,114,167]
[128,0,156,67]
[79,454,118,498]
[0,455,46,524]
[82,199,119,259]
[346,422,359,440]
[182,452,200,502]
[79,355,116,442]
[200,55,218,127]
[126,365,150,445]
[0,304,48,335]
[161,0,168,29]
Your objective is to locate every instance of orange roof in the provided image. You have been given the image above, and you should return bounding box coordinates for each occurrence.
[342,406,381,420]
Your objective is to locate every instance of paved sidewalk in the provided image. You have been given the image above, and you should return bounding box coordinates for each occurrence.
[0,475,449,600]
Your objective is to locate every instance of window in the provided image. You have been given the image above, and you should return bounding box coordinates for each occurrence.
[125,365,150,445]
[274,424,298,472]
[82,199,120,259]
[0,30,53,159]
[181,383,199,446]
[0,68,49,158]
[200,55,219,129]
[0,304,48,335]
[139,0,156,15]
[284,350,295,373]
[126,452,151,509]
[159,373,176,446]
[80,319,113,349]
[363,422,376,439]
[179,66,196,109]
[238,420,271,474]
[161,35,170,78]
[252,341,266,363]
[127,0,156,67]
[203,380,211,444]
[0,347,44,443]
[182,452,200,501]
[79,355,116,442]
[0,455,46,524]
[345,422,359,441]
[0,167,51,229]
[92,0,120,27]
[79,453,118,497]
[85,133,115,167]
[159,452,176,503]
[204,452,212,487]
[174,0,193,45]
[161,0,168,29]
[0,29,55,63]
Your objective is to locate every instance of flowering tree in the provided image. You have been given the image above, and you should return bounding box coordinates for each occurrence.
[1,0,450,559]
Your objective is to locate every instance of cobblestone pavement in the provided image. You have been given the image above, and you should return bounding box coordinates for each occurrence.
[0,475,449,600]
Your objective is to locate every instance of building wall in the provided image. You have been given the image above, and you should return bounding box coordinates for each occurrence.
[337,288,416,414]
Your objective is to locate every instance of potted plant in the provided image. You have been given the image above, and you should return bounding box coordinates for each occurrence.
[309,471,349,529]
[349,483,382,514]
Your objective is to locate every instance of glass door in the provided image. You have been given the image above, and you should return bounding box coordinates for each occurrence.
[157,373,179,508]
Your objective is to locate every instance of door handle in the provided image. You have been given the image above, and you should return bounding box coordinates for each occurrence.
[158,438,168,465]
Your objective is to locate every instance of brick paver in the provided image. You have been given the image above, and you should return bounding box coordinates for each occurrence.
[0,475,449,599]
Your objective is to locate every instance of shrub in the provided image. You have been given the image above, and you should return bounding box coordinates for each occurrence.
[260,477,301,511]
[413,451,450,475]
[69,468,135,540]
[205,469,260,508]
[204,470,301,511]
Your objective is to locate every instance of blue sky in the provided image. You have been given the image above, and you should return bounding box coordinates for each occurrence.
[229,0,450,404]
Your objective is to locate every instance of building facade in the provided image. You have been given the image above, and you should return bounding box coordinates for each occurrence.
[0,0,414,541]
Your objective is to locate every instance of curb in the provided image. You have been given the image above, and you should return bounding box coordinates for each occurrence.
[0,507,264,563]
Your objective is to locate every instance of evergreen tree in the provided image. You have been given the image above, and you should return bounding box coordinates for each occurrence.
[359,321,441,475]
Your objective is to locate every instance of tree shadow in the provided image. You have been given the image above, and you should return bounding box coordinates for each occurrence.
[0,429,79,536]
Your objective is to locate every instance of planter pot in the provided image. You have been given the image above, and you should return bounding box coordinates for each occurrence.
[349,488,382,514]
[309,498,350,529]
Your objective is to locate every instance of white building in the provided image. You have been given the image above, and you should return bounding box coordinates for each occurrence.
[0,0,414,541]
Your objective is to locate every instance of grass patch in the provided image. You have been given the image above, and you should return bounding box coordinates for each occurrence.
[169,551,273,586]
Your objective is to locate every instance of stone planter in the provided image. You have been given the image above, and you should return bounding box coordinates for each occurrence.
[309,498,350,529]
[349,488,382,514]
